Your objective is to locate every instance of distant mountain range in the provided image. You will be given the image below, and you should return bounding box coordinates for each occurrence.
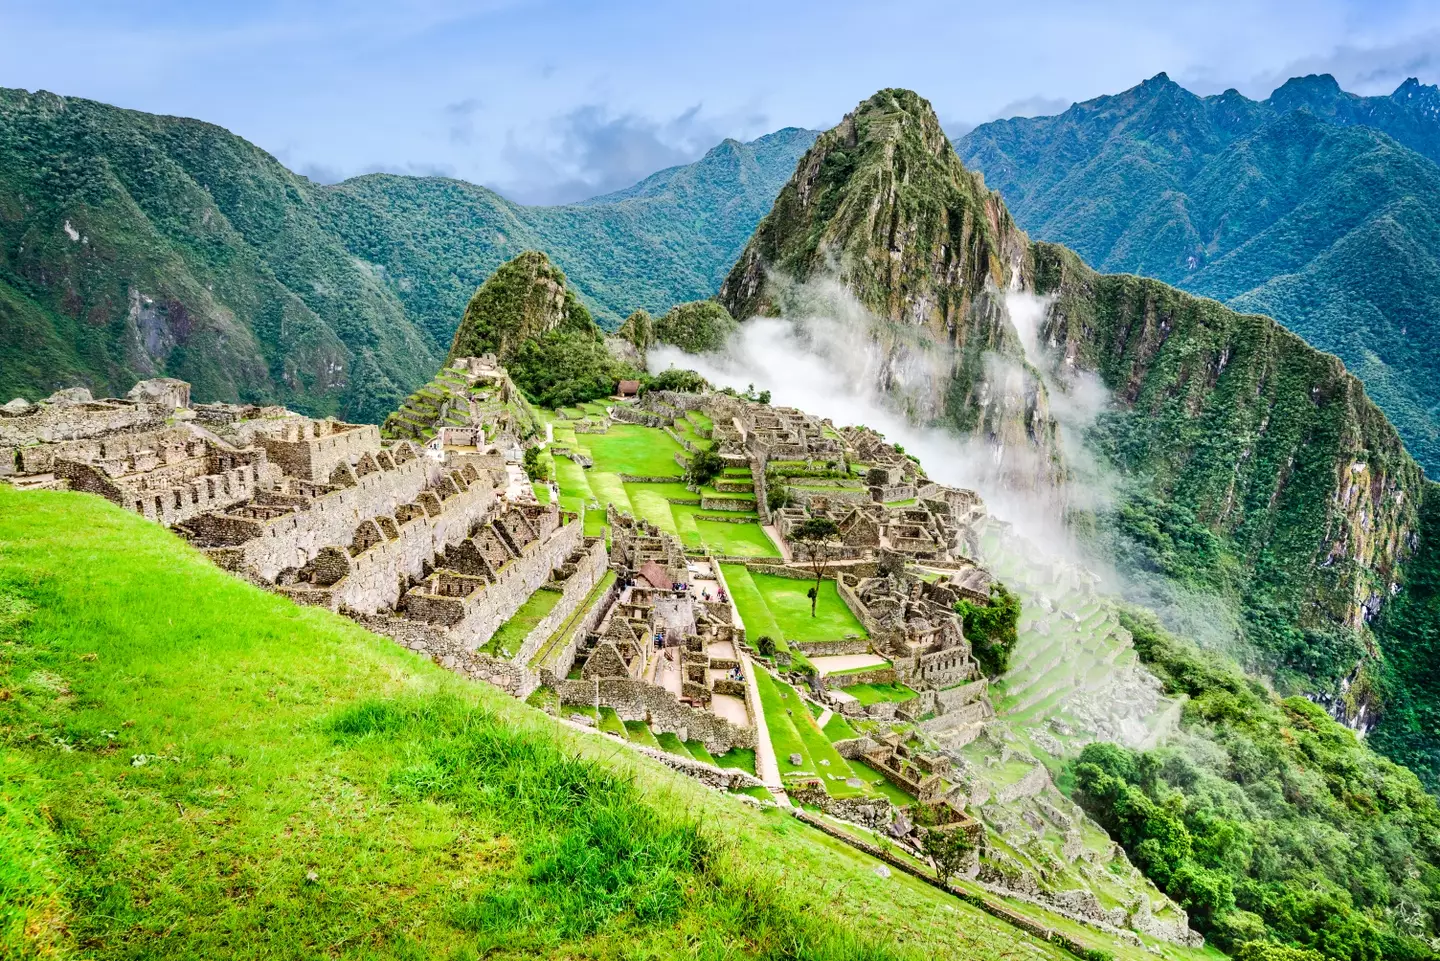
[957,73,1440,473]
[0,85,817,421]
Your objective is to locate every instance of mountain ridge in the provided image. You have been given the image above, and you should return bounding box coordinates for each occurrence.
[0,84,816,421]
[956,72,1440,473]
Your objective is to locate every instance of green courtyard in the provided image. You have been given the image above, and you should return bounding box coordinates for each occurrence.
[541,411,780,558]
[721,565,867,645]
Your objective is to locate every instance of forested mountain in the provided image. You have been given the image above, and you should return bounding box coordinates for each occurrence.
[956,73,1440,473]
[723,87,1440,957]
[0,85,816,421]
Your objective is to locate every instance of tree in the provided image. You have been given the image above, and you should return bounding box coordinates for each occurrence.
[522,445,546,482]
[686,443,725,488]
[791,517,840,618]
[955,582,1021,677]
[756,635,777,658]
[918,822,974,883]
[757,389,771,404]
[643,368,708,394]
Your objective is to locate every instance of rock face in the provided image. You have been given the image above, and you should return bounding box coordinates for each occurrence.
[447,251,591,364]
[719,88,1061,488]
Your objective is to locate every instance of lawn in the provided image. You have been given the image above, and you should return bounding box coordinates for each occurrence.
[712,747,757,776]
[553,455,593,501]
[823,712,859,741]
[842,681,920,706]
[687,740,719,765]
[695,519,780,558]
[598,705,627,736]
[747,571,867,643]
[480,586,562,657]
[0,486,1195,961]
[656,731,693,758]
[625,720,661,748]
[754,666,865,798]
[584,423,686,478]
[720,563,787,653]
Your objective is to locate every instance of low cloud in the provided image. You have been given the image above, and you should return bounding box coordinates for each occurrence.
[494,102,766,205]
[1183,30,1440,97]
[990,95,1072,119]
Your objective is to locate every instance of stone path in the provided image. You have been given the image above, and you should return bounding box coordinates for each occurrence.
[763,524,792,562]
[741,652,784,792]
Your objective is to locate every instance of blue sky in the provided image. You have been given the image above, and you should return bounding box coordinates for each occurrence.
[2,0,1438,204]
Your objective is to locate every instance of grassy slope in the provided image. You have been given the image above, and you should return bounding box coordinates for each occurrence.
[0,486,1091,960]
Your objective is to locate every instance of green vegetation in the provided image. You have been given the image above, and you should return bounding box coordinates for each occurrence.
[652,300,740,353]
[0,81,820,417]
[644,367,709,394]
[840,682,918,706]
[685,444,726,487]
[745,570,867,643]
[958,73,1440,473]
[955,582,1021,677]
[481,587,562,657]
[753,667,866,798]
[1069,608,1440,960]
[790,517,841,618]
[584,423,685,477]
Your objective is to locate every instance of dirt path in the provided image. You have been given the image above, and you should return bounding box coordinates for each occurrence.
[741,652,784,794]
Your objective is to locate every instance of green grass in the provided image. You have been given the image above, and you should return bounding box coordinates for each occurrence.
[692,520,777,558]
[0,485,1202,961]
[582,423,685,478]
[625,720,662,748]
[598,706,627,736]
[851,759,920,805]
[480,586,563,657]
[842,682,919,706]
[753,667,866,798]
[686,741,719,766]
[747,571,868,643]
[531,480,552,504]
[720,564,788,654]
[656,731,693,759]
[823,713,859,741]
[712,747,757,776]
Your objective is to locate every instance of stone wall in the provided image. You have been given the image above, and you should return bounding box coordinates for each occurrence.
[595,677,756,755]
[190,454,432,580]
[700,495,756,511]
[255,423,382,483]
[826,666,898,689]
[0,400,169,447]
[512,536,608,666]
[326,476,498,613]
[794,639,872,657]
[538,572,623,684]
[424,514,585,650]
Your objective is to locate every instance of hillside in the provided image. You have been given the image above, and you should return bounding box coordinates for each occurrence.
[956,73,1440,472]
[0,85,815,421]
[0,483,1108,961]
[721,86,1440,789]
[719,88,1061,489]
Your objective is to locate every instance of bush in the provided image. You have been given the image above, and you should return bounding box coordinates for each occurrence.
[955,582,1020,677]
[686,444,725,487]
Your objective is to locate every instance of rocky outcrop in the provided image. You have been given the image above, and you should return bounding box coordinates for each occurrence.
[446,250,593,364]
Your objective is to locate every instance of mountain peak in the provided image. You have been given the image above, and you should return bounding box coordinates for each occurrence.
[1267,73,1344,111]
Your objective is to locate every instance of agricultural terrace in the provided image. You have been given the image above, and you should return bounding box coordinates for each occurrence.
[541,409,780,558]
[753,665,917,803]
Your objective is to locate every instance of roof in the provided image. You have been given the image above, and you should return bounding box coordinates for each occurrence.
[638,559,670,590]
[618,380,641,395]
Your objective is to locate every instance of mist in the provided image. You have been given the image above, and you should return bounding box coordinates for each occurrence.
[648,275,1244,654]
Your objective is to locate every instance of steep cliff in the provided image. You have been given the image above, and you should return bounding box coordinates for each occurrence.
[446,250,588,363]
[1033,242,1422,693]
[719,89,1060,486]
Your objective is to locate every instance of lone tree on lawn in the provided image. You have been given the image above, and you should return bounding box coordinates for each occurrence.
[791,517,840,618]
[922,825,974,884]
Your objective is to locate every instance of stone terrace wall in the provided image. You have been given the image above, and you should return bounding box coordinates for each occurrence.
[512,536,608,667]
[442,516,585,650]
[539,570,622,684]
[192,454,431,580]
[566,677,756,755]
[255,423,382,482]
[331,477,500,613]
[0,401,169,447]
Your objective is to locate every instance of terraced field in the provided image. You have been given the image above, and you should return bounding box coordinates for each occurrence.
[542,410,779,556]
